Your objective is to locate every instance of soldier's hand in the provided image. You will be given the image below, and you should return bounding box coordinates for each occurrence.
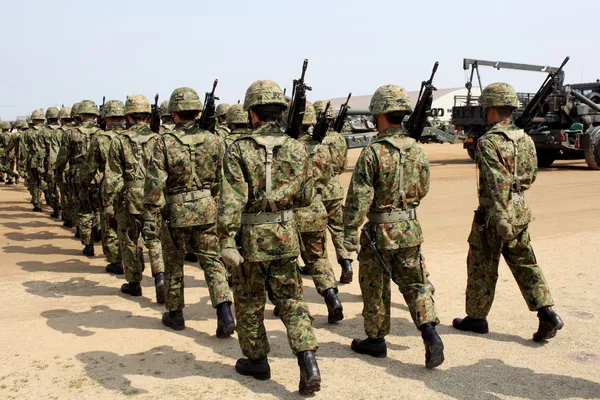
[104,205,115,220]
[142,220,158,240]
[496,219,513,239]
[343,234,361,254]
[222,248,244,268]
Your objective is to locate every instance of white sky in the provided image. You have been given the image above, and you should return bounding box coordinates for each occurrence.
[1,0,598,119]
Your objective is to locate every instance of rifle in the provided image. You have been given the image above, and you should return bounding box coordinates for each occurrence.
[98,96,106,130]
[361,226,398,285]
[150,94,160,133]
[406,61,439,140]
[333,92,352,133]
[286,59,312,139]
[312,102,330,143]
[198,79,219,132]
[514,56,570,129]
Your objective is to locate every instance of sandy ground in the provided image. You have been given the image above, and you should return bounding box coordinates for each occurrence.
[0,143,599,400]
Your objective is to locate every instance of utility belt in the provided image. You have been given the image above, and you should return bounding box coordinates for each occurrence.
[367,208,417,223]
[165,189,211,204]
[479,192,524,207]
[124,180,144,189]
[241,209,294,225]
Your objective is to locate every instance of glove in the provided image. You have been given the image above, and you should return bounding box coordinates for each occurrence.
[222,248,244,268]
[104,205,115,219]
[343,234,361,254]
[496,219,513,240]
[142,220,158,240]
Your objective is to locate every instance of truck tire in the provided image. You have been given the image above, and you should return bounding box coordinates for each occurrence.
[467,148,475,161]
[537,150,557,168]
[584,126,600,170]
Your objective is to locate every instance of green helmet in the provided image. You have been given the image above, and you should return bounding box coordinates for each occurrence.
[479,82,519,109]
[243,80,287,111]
[31,109,45,121]
[16,120,28,129]
[168,87,203,113]
[313,100,334,119]
[369,85,412,115]
[78,100,99,115]
[59,106,72,119]
[226,103,249,125]
[216,103,230,117]
[159,100,170,116]
[45,107,60,119]
[104,100,125,117]
[125,95,151,114]
[0,121,11,130]
[303,101,316,125]
[71,103,80,117]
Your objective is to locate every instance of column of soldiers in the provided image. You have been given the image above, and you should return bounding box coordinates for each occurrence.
[0,79,564,396]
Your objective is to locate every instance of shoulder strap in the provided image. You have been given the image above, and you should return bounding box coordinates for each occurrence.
[172,132,209,189]
[372,136,414,210]
[248,134,289,212]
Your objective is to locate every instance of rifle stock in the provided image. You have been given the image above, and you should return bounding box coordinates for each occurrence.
[406,61,439,140]
[198,79,219,132]
[286,59,312,139]
[333,92,351,133]
[312,102,330,143]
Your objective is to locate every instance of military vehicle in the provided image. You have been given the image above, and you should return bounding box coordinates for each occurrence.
[453,58,600,169]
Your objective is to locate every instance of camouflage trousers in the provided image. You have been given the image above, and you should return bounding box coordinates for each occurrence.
[116,209,164,283]
[322,198,351,263]
[465,220,554,319]
[26,168,43,208]
[68,178,81,227]
[46,171,60,211]
[78,185,101,246]
[232,256,318,359]
[100,212,121,264]
[299,230,337,295]
[2,155,15,181]
[161,223,232,311]
[358,242,438,339]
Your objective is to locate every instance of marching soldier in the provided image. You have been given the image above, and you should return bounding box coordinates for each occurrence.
[41,107,62,218]
[224,104,250,147]
[20,109,46,211]
[55,106,74,226]
[215,103,230,140]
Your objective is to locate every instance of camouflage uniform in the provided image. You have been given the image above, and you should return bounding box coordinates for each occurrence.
[159,100,175,134]
[20,109,46,210]
[145,88,233,334]
[81,100,125,265]
[104,95,165,296]
[4,120,26,184]
[0,121,14,183]
[56,107,74,224]
[224,104,251,147]
[215,103,231,140]
[218,80,318,362]
[40,107,62,216]
[56,104,81,227]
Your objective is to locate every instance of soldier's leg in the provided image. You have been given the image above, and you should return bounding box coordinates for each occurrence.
[59,182,71,224]
[117,210,144,286]
[143,234,164,277]
[502,226,554,311]
[194,223,232,307]
[301,231,337,294]
[100,212,121,264]
[323,199,351,263]
[162,227,187,311]
[358,241,391,339]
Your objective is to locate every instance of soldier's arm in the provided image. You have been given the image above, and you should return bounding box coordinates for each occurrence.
[477,137,511,223]
[338,133,349,172]
[218,143,248,250]
[211,136,226,202]
[54,130,70,174]
[343,145,376,237]
[143,137,168,219]
[80,137,99,188]
[416,144,430,201]
[103,138,124,206]
[524,136,538,187]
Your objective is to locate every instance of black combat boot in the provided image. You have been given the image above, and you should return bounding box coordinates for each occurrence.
[32,206,43,212]
[83,244,95,257]
[121,282,142,297]
[297,351,321,395]
[162,310,185,331]
[5,179,13,185]
[452,316,489,334]
[351,337,387,358]
[339,259,353,284]
[324,288,344,324]
[0,176,5,183]
[420,323,445,369]
[74,227,80,239]
[428,279,436,296]
[235,357,271,380]
[216,302,236,338]
[297,264,310,275]
[154,273,165,304]
[44,190,50,205]
[533,306,564,342]
[184,252,198,262]
[93,226,102,243]
[105,262,124,275]
[63,219,73,228]
[50,208,60,219]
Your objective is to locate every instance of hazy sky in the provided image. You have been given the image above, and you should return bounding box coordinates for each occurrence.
[1,0,598,119]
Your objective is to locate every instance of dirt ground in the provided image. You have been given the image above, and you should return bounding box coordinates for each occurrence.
[1,143,599,400]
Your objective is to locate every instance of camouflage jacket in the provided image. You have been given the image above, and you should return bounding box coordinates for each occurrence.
[20,125,45,171]
[215,124,231,140]
[225,127,251,147]
[80,125,125,189]
[4,132,21,165]
[0,131,9,158]
[218,121,314,261]
[344,127,429,250]
[144,122,225,228]
[321,129,348,201]
[159,123,175,135]
[104,123,159,215]
[476,120,536,227]
[295,133,332,233]
[55,120,101,181]
[40,123,61,172]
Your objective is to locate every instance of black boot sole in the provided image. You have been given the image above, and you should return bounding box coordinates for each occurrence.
[452,318,489,334]
[235,366,271,381]
[351,339,387,358]
[216,322,235,338]
[425,341,445,369]
[533,320,564,342]
[121,285,142,297]
[299,374,321,395]
[162,312,185,331]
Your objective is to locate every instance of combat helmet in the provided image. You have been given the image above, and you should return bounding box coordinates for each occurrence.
[168,88,203,113]
[226,104,249,125]
[160,100,170,116]
[479,82,519,109]
[302,101,316,125]
[243,80,287,111]
[14,120,27,130]
[45,107,60,120]
[313,100,334,119]
[59,106,72,120]
[216,103,230,117]
[104,100,125,117]
[369,85,412,115]
[78,100,99,116]
[31,109,45,121]
[0,121,11,130]
[125,95,151,115]
[71,103,80,118]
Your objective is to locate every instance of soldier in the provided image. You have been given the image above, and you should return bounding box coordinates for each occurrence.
[103,95,165,303]
[312,100,353,283]
[20,109,46,212]
[215,103,230,139]
[452,82,563,342]
[5,120,27,185]
[344,85,444,369]
[293,101,344,324]
[224,104,251,147]
[56,106,74,226]
[159,100,175,132]
[81,100,126,274]
[218,80,321,395]
[144,87,234,336]
[0,121,13,184]
[41,107,62,218]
